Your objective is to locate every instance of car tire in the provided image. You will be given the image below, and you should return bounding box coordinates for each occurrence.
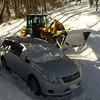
[1,57,8,70]
[28,75,41,95]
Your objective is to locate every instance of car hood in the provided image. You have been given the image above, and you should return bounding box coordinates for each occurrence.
[35,56,79,77]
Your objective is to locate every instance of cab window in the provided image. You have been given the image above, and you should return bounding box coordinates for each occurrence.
[10,42,23,56]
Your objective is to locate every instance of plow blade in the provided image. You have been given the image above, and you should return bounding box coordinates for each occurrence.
[56,30,91,49]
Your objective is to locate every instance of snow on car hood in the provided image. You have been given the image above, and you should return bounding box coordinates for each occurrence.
[26,43,63,62]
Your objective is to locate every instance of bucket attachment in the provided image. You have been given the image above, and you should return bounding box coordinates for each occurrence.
[56,30,91,49]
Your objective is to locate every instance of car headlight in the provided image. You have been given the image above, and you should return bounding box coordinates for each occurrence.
[42,74,60,84]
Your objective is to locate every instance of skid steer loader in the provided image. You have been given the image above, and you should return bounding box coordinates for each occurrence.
[19,14,91,49]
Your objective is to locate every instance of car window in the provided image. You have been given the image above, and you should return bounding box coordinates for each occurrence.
[10,42,23,56]
[2,39,11,48]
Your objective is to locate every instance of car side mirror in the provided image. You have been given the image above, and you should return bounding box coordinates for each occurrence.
[25,57,30,63]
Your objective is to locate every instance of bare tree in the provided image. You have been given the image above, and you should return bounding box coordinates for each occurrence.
[0,0,100,23]
[89,0,99,11]
[89,0,93,8]
[0,0,5,23]
[95,0,99,11]
[5,0,11,21]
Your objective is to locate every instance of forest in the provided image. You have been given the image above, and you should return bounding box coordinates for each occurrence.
[0,0,99,24]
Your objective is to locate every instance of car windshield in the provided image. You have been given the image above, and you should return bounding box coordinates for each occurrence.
[26,43,63,62]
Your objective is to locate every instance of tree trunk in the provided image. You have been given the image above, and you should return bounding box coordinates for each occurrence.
[43,0,46,13]
[89,0,93,8]
[0,0,6,24]
[96,0,99,11]
[5,0,11,21]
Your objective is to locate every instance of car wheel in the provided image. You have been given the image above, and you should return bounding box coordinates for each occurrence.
[28,75,41,95]
[1,57,8,70]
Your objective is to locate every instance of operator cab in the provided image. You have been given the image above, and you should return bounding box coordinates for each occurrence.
[26,14,47,38]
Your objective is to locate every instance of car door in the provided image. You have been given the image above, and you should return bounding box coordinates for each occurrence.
[9,42,30,80]
[6,41,22,72]
[1,40,15,67]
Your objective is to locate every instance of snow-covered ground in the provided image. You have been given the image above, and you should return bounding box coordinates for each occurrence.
[0,1,100,100]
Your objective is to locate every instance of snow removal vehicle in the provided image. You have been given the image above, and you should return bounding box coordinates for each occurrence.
[19,14,91,49]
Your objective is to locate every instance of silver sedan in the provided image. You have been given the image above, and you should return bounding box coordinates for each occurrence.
[0,37,82,96]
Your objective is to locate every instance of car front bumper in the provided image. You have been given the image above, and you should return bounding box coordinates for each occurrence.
[39,74,82,96]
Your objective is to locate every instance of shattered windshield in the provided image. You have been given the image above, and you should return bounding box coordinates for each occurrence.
[26,43,63,62]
